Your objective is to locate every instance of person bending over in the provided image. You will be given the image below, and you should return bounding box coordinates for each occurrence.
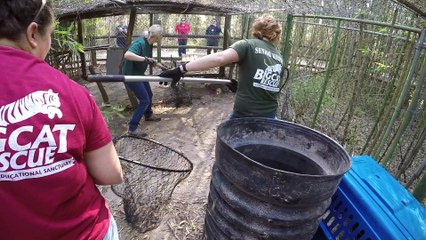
[122,24,163,136]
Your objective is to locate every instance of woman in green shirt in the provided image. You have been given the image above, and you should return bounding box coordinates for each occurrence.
[160,14,285,119]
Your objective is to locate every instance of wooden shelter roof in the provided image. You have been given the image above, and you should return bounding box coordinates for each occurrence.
[54,0,425,22]
[55,0,248,20]
[396,0,426,18]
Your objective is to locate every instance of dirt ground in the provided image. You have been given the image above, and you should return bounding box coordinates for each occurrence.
[85,78,235,239]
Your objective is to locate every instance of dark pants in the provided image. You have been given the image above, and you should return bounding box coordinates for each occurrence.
[117,37,126,48]
[207,46,218,55]
[207,38,219,54]
[178,39,187,57]
[126,82,153,131]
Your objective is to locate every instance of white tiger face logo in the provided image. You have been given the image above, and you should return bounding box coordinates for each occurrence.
[0,89,63,127]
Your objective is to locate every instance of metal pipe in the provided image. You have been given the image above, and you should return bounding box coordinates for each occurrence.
[311,19,342,128]
[289,14,421,33]
[87,75,232,84]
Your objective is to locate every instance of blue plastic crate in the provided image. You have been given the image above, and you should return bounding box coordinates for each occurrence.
[318,155,426,240]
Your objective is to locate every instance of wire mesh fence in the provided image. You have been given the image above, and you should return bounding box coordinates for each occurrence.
[111,135,193,233]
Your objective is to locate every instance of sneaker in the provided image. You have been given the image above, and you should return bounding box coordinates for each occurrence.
[145,115,161,122]
[127,128,148,137]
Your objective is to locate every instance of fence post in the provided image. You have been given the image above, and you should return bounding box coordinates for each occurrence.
[77,17,87,80]
[281,14,293,68]
[311,19,341,128]
[219,15,232,78]
[373,28,426,160]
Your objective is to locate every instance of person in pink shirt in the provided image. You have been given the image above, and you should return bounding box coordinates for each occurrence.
[174,17,191,57]
[0,0,123,239]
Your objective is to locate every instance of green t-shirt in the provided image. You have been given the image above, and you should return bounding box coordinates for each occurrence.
[230,39,284,117]
[122,37,152,75]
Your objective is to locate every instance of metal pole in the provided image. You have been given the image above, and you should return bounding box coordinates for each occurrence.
[87,75,232,84]
[373,29,426,159]
[311,19,341,128]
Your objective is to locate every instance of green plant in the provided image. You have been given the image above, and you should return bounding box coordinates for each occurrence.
[51,21,84,57]
[359,47,371,56]
[47,21,84,75]
[101,104,126,123]
[290,75,334,119]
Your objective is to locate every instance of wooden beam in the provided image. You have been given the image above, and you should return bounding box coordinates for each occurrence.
[124,7,139,109]
[76,17,87,79]
[396,0,426,18]
[219,15,232,78]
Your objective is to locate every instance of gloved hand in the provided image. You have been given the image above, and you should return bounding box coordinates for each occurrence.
[158,64,186,86]
[227,79,238,92]
[144,57,157,65]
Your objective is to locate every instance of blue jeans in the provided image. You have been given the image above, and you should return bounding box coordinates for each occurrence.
[103,215,119,240]
[178,39,187,57]
[126,82,153,131]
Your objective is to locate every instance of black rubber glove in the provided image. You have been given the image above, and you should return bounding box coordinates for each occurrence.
[145,57,157,65]
[158,64,186,86]
[227,79,238,92]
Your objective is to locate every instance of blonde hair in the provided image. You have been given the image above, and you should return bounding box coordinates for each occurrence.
[251,14,282,46]
[148,24,163,37]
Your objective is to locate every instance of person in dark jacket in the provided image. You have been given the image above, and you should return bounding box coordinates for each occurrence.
[205,19,221,54]
[115,23,128,48]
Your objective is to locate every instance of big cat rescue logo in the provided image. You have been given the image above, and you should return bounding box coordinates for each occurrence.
[253,60,283,92]
[252,47,283,92]
[0,89,76,181]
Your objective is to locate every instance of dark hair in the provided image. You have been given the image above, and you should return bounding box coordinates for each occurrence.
[0,0,54,41]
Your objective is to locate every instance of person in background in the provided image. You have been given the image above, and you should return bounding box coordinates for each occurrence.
[205,19,222,54]
[115,22,128,48]
[122,25,163,136]
[174,18,191,57]
[161,14,286,119]
[0,1,123,239]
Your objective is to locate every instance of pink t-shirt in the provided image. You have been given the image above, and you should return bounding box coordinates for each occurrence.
[175,23,191,40]
[0,46,112,240]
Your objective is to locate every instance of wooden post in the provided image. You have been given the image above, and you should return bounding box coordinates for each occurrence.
[77,17,87,79]
[88,65,109,104]
[154,14,162,65]
[123,8,138,108]
[149,14,154,75]
[311,19,341,128]
[219,15,231,78]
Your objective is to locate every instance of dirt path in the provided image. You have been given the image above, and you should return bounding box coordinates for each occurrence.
[86,81,234,239]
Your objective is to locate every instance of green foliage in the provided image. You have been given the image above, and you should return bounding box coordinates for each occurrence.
[359,47,371,56]
[290,75,334,118]
[377,27,388,33]
[373,61,389,75]
[47,20,84,76]
[51,21,84,57]
[354,10,371,19]
[101,104,126,123]
[344,124,359,153]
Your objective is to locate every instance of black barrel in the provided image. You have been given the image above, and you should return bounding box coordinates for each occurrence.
[204,118,351,240]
